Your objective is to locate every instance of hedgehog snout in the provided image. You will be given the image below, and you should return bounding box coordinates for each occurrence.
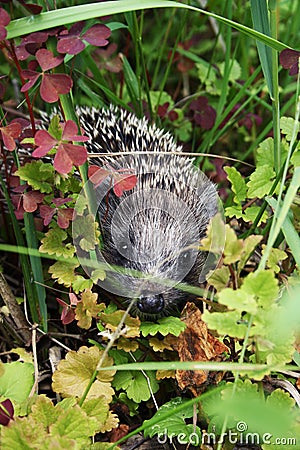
[136,294,165,315]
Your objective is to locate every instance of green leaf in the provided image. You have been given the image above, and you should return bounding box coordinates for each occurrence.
[113,369,159,403]
[50,407,92,444]
[39,226,75,258]
[223,225,244,264]
[49,260,79,287]
[207,266,230,291]
[219,59,241,82]
[224,166,247,204]
[218,288,257,314]
[127,370,159,403]
[15,161,54,193]
[256,137,288,169]
[256,137,274,167]
[72,276,94,293]
[247,165,276,198]
[82,398,118,433]
[262,246,288,273]
[140,316,186,337]
[202,309,247,339]
[242,205,269,224]
[280,116,300,141]
[196,61,221,96]
[0,361,34,403]
[238,234,263,273]
[72,214,100,252]
[30,395,58,429]
[144,397,201,441]
[242,270,278,307]
[200,213,225,254]
[48,115,63,140]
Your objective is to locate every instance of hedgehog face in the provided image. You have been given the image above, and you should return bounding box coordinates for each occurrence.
[74,107,221,320]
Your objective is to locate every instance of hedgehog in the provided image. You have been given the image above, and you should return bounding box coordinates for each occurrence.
[73,106,219,319]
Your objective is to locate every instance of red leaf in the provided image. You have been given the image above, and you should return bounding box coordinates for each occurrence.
[279,49,300,75]
[52,197,72,207]
[88,165,110,187]
[39,204,55,226]
[57,35,85,55]
[62,120,89,142]
[35,48,64,71]
[69,292,79,306]
[40,73,73,103]
[57,22,85,55]
[54,143,87,174]
[0,8,10,40]
[22,32,48,44]
[23,191,44,213]
[56,293,78,325]
[21,2,43,15]
[61,307,76,325]
[57,208,74,228]
[20,70,40,92]
[0,122,22,151]
[113,174,138,197]
[82,24,111,47]
[0,8,10,27]
[33,130,57,157]
[0,399,14,426]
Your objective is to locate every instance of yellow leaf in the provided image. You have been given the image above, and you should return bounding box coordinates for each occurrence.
[75,290,105,329]
[100,311,140,338]
[116,337,139,352]
[52,346,115,402]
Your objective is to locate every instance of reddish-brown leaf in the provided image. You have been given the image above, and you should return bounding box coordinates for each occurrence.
[33,129,57,157]
[20,70,40,92]
[88,165,111,187]
[23,191,44,213]
[82,24,111,46]
[0,399,14,426]
[57,208,74,229]
[40,73,73,103]
[62,120,89,142]
[39,204,56,226]
[0,122,22,151]
[113,173,137,197]
[280,48,300,75]
[54,143,87,174]
[0,8,10,40]
[35,48,64,71]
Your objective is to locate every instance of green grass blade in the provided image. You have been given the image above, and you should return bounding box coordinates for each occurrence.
[6,0,289,52]
[0,175,40,326]
[250,0,273,97]
[23,212,47,331]
[259,167,300,271]
[266,198,300,268]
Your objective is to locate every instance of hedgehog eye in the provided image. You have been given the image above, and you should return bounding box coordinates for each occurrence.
[120,241,128,250]
[178,250,193,266]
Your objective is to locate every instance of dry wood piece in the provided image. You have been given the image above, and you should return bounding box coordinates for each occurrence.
[0,272,31,343]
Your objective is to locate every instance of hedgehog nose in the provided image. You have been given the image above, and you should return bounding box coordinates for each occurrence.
[137,294,165,315]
